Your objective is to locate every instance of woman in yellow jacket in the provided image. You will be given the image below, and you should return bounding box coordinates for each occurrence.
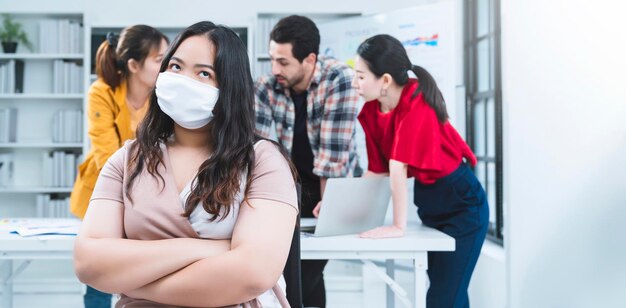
[69,25,168,308]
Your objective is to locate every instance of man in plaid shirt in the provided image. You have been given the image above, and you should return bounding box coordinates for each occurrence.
[254,15,361,308]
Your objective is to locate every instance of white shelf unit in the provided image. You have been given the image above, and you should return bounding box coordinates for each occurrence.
[0,12,87,219]
[253,13,360,78]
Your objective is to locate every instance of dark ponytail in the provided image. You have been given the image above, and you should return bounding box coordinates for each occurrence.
[410,64,448,122]
[95,33,120,88]
[357,34,449,123]
[95,25,169,89]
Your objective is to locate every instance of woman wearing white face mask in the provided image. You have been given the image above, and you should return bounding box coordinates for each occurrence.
[73,21,298,308]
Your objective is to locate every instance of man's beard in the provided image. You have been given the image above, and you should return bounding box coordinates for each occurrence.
[277,71,304,89]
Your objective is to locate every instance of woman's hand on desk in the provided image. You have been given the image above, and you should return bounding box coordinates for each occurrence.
[359,225,405,239]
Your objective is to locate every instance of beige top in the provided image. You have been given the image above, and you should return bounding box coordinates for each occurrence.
[90,139,297,307]
[91,140,297,240]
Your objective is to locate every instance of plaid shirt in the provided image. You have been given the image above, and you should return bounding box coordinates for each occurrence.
[255,57,361,178]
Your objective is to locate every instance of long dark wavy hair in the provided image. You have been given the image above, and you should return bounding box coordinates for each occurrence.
[357,34,449,123]
[125,21,277,221]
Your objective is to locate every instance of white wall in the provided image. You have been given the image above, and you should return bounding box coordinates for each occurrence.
[468,241,506,308]
[465,0,626,307]
[501,0,626,307]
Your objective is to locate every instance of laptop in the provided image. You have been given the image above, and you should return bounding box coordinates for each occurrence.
[302,177,391,237]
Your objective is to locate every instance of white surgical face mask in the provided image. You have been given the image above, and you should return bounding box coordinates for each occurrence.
[155,71,220,129]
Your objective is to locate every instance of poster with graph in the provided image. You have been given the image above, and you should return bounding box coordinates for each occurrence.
[317,0,459,119]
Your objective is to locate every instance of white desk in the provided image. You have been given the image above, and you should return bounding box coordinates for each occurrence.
[0,221,454,308]
[0,232,75,308]
[301,223,454,308]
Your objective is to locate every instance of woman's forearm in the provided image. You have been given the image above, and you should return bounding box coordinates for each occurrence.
[125,247,281,307]
[74,237,230,294]
[363,170,389,177]
[124,198,296,307]
[389,160,408,230]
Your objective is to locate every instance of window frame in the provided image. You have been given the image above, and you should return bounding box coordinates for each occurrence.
[464,0,504,243]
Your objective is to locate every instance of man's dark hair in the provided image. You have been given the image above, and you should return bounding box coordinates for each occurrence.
[270,15,320,62]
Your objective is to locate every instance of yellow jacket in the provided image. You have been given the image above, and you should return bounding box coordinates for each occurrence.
[70,79,134,219]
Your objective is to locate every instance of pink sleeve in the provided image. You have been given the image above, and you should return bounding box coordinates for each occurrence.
[89,145,126,203]
[247,141,298,212]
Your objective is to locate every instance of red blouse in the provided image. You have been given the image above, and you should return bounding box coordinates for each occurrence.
[357,79,477,184]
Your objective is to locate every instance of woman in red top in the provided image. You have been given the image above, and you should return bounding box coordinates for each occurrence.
[353,34,489,308]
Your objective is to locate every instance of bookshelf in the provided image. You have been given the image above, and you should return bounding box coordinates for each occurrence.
[0,12,86,219]
[253,13,359,78]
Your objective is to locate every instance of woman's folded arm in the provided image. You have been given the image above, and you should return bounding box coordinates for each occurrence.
[125,198,297,307]
[74,199,230,293]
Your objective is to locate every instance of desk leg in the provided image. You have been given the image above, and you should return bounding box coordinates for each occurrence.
[414,254,428,308]
[1,260,13,308]
[386,260,395,308]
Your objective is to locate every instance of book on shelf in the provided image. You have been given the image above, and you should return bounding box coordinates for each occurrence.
[42,151,80,187]
[52,109,83,143]
[36,194,72,218]
[0,108,18,143]
[38,19,83,54]
[0,60,25,94]
[0,153,15,187]
[52,60,83,94]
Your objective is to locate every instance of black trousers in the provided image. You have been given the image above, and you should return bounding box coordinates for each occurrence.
[299,176,328,308]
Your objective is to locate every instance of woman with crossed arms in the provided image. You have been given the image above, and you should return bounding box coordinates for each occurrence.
[74,21,297,307]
